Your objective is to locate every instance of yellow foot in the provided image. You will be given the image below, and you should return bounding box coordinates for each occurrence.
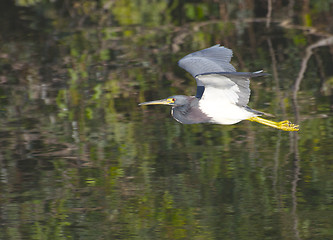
[276,120,299,131]
[247,117,299,132]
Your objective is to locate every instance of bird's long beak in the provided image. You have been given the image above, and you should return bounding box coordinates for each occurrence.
[139,98,174,106]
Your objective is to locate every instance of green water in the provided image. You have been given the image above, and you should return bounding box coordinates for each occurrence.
[1,1,333,239]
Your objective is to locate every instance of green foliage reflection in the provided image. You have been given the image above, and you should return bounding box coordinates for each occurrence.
[0,0,333,239]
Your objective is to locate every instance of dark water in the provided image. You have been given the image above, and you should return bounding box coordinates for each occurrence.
[1,1,333,239]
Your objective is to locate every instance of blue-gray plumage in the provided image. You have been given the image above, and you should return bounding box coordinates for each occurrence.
[139,45,299,131]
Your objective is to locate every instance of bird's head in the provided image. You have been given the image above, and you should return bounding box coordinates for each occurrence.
[139,95,189,107]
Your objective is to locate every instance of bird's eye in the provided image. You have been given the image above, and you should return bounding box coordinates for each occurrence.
[172,98,175,102]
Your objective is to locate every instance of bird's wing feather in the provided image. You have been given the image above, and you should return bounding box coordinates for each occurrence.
[195,71,267,106]
[178,45,236,84]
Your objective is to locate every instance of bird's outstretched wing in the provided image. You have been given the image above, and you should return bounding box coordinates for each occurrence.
[178,45,267,105]
[178,44,237,99]
[178,44,236,78]
[196,71,267,107]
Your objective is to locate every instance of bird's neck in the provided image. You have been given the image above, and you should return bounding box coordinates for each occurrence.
[172,105,190,124]
[171,97,210,124]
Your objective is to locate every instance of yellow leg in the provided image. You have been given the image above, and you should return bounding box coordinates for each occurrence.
[247,117,299,131]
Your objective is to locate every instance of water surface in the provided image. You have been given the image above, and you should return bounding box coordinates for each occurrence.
[1,1,333,239]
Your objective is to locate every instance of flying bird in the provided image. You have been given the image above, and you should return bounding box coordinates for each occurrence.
[139,45,299,131]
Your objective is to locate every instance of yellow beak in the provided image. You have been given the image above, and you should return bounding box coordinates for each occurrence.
[139,98,174,106]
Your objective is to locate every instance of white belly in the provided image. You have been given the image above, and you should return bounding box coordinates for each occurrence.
[198,99,255,125]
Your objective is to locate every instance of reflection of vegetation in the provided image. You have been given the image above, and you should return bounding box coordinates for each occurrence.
[0,0,333,239]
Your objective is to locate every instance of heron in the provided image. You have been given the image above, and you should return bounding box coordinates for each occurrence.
[139,45,299,131]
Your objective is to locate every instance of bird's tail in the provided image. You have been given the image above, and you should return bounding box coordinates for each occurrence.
[250,70,269,77]
[244,106,266,116]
